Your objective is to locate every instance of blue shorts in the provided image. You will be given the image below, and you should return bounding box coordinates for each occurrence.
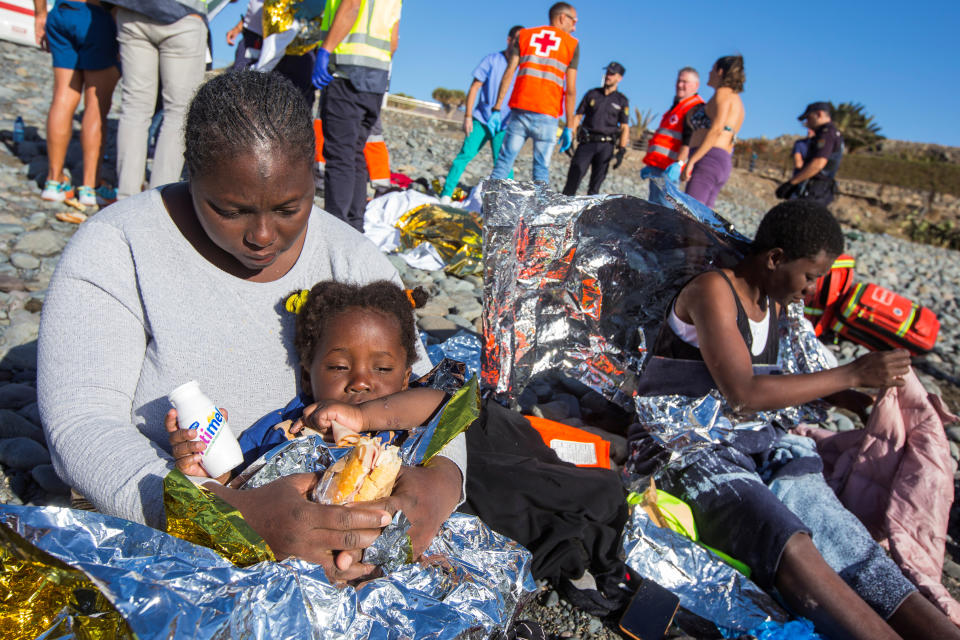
[46,1,119,71]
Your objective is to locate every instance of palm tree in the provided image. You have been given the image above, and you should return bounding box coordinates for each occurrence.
[431,88,466,114]
[832,102,885,153]
[632,107,658,149]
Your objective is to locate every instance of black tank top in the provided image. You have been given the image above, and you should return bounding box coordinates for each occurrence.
[652,270,779,365]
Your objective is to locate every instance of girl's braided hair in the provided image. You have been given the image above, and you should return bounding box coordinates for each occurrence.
[294,280,424,368]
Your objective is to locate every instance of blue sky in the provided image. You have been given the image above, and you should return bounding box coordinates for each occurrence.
[210,1,960,146]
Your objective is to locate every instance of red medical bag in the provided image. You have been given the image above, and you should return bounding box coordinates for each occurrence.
[832,282,939,354]
[803,254,855,337]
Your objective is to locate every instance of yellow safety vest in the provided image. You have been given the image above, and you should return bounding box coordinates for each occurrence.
[321,0,401,71]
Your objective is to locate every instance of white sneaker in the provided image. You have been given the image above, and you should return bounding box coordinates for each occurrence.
[439,195,452,204]
[77,186,97,207]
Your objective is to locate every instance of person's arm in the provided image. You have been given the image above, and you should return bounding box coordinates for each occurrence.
[492,51,519,111]
[33,0,47,49]
[320,0,363,53]
[226,19,243,45]
[390,19,398,55]
[682,271,910,412]
[790,157,828,184]
[38,223,174,527]
[303,387,447,434]
[564,67,578,137]
[677,145,690,163]
[793,151,804,171]
[618,98,630,148]
[683,92,735,179]
[463,79,482,134]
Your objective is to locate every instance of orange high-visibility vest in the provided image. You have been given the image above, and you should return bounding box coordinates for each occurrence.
[314,119,391,187]
[508,26,578,119]
[642,94,704,169]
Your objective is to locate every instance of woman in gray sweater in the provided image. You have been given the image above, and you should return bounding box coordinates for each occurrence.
[37,71,466,583]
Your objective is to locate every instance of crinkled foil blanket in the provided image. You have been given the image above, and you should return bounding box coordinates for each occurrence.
[481,178,750,409]
[0,371,536,639]
[263,0,325,56]
[398,205,483,276]
[482,178,836,633]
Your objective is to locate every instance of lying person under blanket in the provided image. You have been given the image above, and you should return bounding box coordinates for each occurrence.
[626,200,960,640]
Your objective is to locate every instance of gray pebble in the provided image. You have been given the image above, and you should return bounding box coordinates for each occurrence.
[0,408,43,442]
[587,618,603,634]
[945,559,960,582]
[10,252,39,270]
[0,436,50,469]
[946,426,960,443]
[545,590,560,608]
[31,463,69,495]
[0,382,36,409]
[0,468,22,505]
[833,414,856,432]
[13,229,64,256]
[444,313,474,331]
[17,401,41,425]
[417,316,458,333]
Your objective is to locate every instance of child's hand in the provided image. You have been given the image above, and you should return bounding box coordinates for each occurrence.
[302,401,366,442]
[165,408,210,478]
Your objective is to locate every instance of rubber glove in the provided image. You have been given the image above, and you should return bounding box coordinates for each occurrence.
[312,48,334,89]
[639,166,658,179]
[665,162,684,183]
[775,181,798,199]
[612,146,626,169]
[487,110,502,134]
[558,127,573,153]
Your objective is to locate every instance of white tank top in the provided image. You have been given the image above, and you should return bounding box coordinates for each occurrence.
[667,302,770,357]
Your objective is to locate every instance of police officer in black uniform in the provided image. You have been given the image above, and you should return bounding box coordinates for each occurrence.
[776,101,844,206]
[562,62,630,196]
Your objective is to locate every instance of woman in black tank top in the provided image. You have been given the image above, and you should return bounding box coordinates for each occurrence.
[635,202,955,640]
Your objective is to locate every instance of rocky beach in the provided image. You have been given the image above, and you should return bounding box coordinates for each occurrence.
[2,38,960,639]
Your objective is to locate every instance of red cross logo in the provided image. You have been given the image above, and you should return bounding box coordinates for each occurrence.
[531,29,560,57]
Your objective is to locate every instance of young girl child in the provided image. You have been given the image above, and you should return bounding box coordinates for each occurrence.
[167,279,448,480]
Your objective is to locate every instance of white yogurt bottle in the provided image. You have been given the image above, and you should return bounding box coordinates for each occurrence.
[168,380,243,478]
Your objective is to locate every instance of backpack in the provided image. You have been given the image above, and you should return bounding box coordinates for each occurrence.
[832,282,939,355]
[803,254,855,337]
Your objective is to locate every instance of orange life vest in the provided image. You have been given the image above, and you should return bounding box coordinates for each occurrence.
[642,94,704,169]
[508,26,578,119]
[314,118,391,187]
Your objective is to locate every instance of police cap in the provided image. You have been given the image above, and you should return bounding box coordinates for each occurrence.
[798,101,832,120]
[605,61,625,76]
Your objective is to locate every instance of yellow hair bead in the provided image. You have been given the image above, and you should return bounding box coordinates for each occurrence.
[285,289,310,314]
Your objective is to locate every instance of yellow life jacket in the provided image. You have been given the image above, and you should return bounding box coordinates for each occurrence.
[321,0,401,71]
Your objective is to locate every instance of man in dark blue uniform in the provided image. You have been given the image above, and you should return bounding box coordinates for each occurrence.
[562,62,630,195]
[776,102,844,206]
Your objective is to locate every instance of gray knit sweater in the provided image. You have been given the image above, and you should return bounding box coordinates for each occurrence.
[38,189,464,527]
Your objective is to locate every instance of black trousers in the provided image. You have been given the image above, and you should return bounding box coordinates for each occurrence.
[562,140,615,196]
[321,77,383,230]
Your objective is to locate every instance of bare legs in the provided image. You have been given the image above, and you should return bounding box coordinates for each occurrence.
[79,67,120,187]
[45,66,119,187]
[46,67,82,183]
[775,533,960,640]
[776,533,899,640]
[888,592,960,640]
